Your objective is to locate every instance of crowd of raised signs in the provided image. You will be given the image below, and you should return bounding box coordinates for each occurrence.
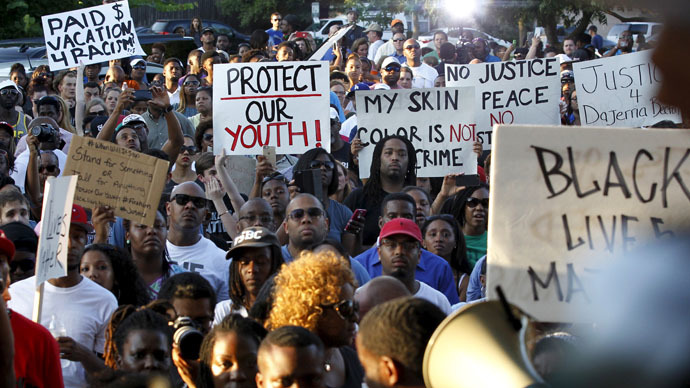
[0,6,685,388]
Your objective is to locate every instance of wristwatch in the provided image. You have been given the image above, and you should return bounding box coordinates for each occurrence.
[164,104,174,113]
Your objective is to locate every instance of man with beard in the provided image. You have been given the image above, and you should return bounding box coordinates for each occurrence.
[376,218,451,314]
[166,182,229,301]
[377,58,401,89]
[163,58,184,105]
[356,297,446,388]
[8,205,118,388]
[0,80,29,139]
[281,193,329,262]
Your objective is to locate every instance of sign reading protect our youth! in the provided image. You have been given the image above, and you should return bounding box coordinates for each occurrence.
[487,124,690,322]
[573,51,681,127]
[35,176,78,286]
[63,136,169,226]
[445,58,561,150]
[213,61,331,155]
[42,1,145,71]
[355,87,477,178]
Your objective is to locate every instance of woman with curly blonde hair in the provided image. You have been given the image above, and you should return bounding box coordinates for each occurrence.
[267,251,363,388]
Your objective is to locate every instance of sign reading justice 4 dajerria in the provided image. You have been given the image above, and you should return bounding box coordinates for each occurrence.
[445,58,561,150]
[573,50,681,127]
[355,87,477,178]
[487,124,690,322]
[42,1,145,71]
[213,61,330,155]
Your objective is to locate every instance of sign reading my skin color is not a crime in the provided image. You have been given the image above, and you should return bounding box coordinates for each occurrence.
[213,61,331,155]
[487,124,690,322]
[41,1,145,70]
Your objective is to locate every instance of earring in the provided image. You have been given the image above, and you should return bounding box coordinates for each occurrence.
[126,239,130,244]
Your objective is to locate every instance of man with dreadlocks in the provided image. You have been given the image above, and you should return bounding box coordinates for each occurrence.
[344,135,417,248]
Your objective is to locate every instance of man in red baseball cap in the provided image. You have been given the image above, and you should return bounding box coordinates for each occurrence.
[377,218,451,314]
[0,228,64,387]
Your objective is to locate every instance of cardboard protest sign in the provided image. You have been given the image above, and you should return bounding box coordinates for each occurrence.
[445,58,561,150]
[309,25,354,61]
[213,61,330,155]
[487,124,690,322]
[355,87,477,178]
[573,51,681,127]
[63,136,169,226]
[34,176,78,286]
[42,1,145,70]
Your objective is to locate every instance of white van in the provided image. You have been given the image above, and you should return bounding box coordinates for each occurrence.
[606,22,662,42]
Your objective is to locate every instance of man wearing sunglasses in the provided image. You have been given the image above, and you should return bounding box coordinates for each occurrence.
[390,32,407,64]
[266,12,283,47]
[166,181,230,301]
[379,57,402,89]
[402,38,438,88]
[127,58,148,90]
[282,193,329,263]
[374,19,406,65]
[0,81,25,139]
[11,118,66,197]
[377,218,451,314]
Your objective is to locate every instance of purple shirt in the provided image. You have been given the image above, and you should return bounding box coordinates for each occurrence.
[354,246,460,304]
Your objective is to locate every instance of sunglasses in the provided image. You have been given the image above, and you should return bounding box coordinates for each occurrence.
[466,197,489,208]
[184,80,200,86]
[39,165,58,174]
[262,172,288,184]
[0,89,19,97]
[288,207,324,221]
[404,45,420,50]
[308,160,334,170]
[10,259,35,273]
[392,38,404,42]
[171,194,208,208]
[384,64,401,72]
[181,145,198,154]
[90,109,107,116]
[273,18,281,21]
[132,64,146,70]
[321,299,359,321]
[203,133,213,141]
[38,72,53,78]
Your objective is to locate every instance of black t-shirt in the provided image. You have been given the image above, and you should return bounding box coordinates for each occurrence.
[331,141,351,169]
[343,187,389,246]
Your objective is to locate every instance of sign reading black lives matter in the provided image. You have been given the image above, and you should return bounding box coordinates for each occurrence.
[487,125,690,322]
[213,61,330,155]
[42,1,145,71]
[573,51,681,127]
[445,58,561,150]
[355,87,476,178]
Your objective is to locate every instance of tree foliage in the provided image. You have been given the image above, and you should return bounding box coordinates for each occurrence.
[217,0,309,30]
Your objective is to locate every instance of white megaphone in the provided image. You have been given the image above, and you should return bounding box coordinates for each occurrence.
[423,288,548,388]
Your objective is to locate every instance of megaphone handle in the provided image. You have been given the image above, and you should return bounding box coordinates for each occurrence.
[496,286,522,332]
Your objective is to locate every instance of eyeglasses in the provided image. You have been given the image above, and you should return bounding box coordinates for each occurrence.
[404,44,420,50]
[183,80,200,86]
[39,165,58,174]
[288,207,324,221]
[239,214,274,224]
[180,145,198,154]
[466,197,489,208]
[0,89,19,97]
[308,160,334,170]
[380,238,419,251]
[392,38,404,42]
[132,64,146,70]
[384,64,401,72]
[262,172,288,184]
[171,194,208,208]
[203,133,213,141]
[321,299,359,321]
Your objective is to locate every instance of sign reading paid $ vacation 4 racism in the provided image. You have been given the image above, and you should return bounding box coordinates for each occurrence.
[573,50,681,127]
[213,61,331,155]
[487,125,690,322]
[445,58,561,150]
[355,87,477,178]
[42,1,145,70]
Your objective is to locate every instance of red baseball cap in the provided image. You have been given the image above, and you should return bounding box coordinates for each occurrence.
[0,229,16,261]
[71,204,94,233]
[379,218,422,242]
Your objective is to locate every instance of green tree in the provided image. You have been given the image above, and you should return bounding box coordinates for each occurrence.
[217,0,309,31]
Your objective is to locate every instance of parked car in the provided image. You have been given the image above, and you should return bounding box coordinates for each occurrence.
[151,19,249,53]
[305,15,403,46]
[418,27,510,48]
[606,22,662,43]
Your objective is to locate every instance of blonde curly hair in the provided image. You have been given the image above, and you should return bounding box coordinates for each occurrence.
[266,251,357,331]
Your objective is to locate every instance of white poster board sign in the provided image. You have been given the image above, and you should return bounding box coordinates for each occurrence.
[573,51,681,127]
[213,61,331,155]
[42,1,145,70]
[309,25,353,61]
[445,58,561,150]
[34,175,78,286]
[487,125,690,322]
[355,87,477,178]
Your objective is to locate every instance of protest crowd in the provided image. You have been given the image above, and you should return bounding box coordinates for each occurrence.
[0,1,689,388]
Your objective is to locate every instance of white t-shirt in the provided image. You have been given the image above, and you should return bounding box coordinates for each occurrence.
[406,63,438,89]
[166,237,230,301]
[414,281,452,315]
[368,39,385,62]
[8,276,118,388]
[11,148,67,193]
[374,40,395,65]
[213,300,248,326]
[168,87,180,106]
